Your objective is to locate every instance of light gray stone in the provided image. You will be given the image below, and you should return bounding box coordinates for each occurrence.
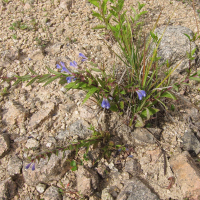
[124,159,142,175]
[7,156,23,176]
[101,187,114,200]
[116,177,159,200]
[43,186,62,200]
[36,183,47,194]
[25,138,40,149]
[23,150,71,186]
[0,178,17,200]
[76,166,99,196]
[0,134,10,158]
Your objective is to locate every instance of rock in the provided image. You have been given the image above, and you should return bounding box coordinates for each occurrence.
[43,186,62,200]
[152,26,198,80]
[69,120,92,139]
[170,151,200,199]
[56,129,70,140]
[154,26,196,65]
[132,128,156,144]
[182,129,200,154]
[59,103,76,113]
[25,138,40,149]
[28,49,44,60]
[124,159,142,175]
[3,48,19,61]
[101,187,114,200]
[28,102,55,129]
[59,0,72,10]
[0,134,10,158]
[76,166,99,196]
[95,163,107,178]
[78,105,96,119]
[116,177,159,200]
[46,43,63,55]
[36,183,47,194]
[3,101,27,128]
[7,156,23,176]
[0,178,17,199]
[23,150,71,186]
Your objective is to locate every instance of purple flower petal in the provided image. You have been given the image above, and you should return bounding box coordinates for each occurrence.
[136,90,146,100]
[56,64,61,69]
[79,53,88,62]
[66,77,73,83]
[128,155,133,158]
[61,67,72,74]
[60,61,66,68]
[70,61,78,68]
[25,163,32,169]
[101,98,110,109]
[31,163,35,171]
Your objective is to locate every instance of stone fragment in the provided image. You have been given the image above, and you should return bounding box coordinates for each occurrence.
[3,101,27,127]
[3,48,19,61]
[0,134,10,158]
[7,156,23,176]
[95,163,107,178]
[116,177,159,200]
[170,151,200,199]
[182,129,200,154]
[101,187,114,200]
[28,102,55,129]
[25,138,40,149]
[36,183,47,194]
[28,49,44,60]
[46,43,63,55]
[132,128,156,144]
[59,0,72,10]
[43,186,62,200]
[76,166,99,196]
[78,105,96,119]
[23,150,71,186]
[0,178,17,199]
[69,120,92,139]
[124,159,142,175]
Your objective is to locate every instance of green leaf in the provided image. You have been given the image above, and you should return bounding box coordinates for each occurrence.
[28,67,38,75]
[189,77,200,81]
[92,24,106,29]
[37,74,51,83]
[91,68,102,72]
[13,79,21,86]
[46,66,60,75]
[120,90,126,94]
[43,75,61,86]
[160,91,177,100]
[138,2,145,11]
[171,104,175,111]
[183,33,191,41]
[64,81,77,89]
[120,101,124,109]
[82,87,99,104]
[26,76,40,86]
[71,166,78,171]
[92,11,103,21]
[191,48,196,56]
[70,160,76,167]
[140,107,159,119]
[59,77,67,85]
[88,0,100,7]
[109,103,118,112]
[135,114,144,127]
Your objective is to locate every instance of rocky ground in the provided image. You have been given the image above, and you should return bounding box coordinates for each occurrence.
[0,0,200,199]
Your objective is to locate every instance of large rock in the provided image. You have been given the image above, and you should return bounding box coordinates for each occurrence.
[182,129,200,155]
[0,178,17,199]
[0,134,10,158]
[170,151,200,199]
[152,26,198,80]
[28,102,55,129]
[3,101,27,128]
[23,150,71,186]
[7,156,23,176]
[116,177,160,200]
[76,166,99,196]
[42,186,62,200]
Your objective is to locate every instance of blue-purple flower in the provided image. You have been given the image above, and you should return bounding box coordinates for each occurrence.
[136,90,146,100]
[70,61,78,68]
[25,162,35,171]
[79,53,88,62]
[66,76,73,83]
[101,98,110,109]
